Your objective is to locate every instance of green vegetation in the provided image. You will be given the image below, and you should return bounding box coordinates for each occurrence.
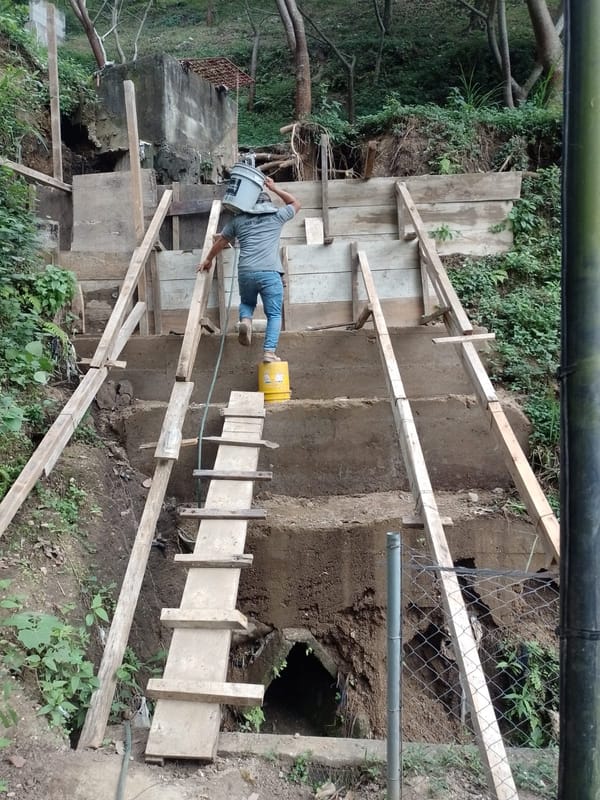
[497,639,560,748]
[448,167,561,503]
[240,705,265,733]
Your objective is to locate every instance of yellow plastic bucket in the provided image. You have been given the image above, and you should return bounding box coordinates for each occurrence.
[258,361,291,402]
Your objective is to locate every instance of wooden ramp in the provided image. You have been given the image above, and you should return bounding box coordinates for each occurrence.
[145,390,267,761]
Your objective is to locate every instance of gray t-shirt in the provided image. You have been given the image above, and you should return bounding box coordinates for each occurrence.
[221,205,295,274]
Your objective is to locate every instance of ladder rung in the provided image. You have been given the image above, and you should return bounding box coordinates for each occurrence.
[220,409,266,419]
[203,436,279,449]
[146,678,264,707]
[174,553,253,568]
[192,469,273,481]
[160,608,248,630]
[402,515,454,528]
[177,507,266,519]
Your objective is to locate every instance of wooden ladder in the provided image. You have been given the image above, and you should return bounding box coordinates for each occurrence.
[145,391,269,761]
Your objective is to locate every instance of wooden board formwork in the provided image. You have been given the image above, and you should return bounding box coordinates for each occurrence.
[145,391,266,762]
[71,170,158,253]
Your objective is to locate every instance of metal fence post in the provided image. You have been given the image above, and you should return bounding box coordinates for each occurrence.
[387,532,402,800]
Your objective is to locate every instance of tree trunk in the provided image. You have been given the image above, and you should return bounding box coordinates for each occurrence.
[277,0,311,119]
[68,0,106,69]
[383,0,393,29]
[246,8,260,112]
[373,0,387,86]
[526,0,563,105]
[496,0,514,107]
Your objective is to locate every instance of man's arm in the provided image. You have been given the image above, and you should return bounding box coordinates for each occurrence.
[265,176,301,214]
[197,234,231,272]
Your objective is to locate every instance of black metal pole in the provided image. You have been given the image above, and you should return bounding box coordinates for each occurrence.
[559,2,600,797]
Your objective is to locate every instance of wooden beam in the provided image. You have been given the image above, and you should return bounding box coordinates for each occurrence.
[79,358,127,369]
[282,247,291,330]
[488,401,560,562]
[220,409,266,419]
[177,508,266,520]
[171,182,181,248]
[90,190,172,367]
[432,333,495,345]
[192,469,272,481]
[154,381,195,460]
[403,515,453,528]
[396,182,473,335]
[357,248,518,800]
[202,436,279,449]
[124,80,148,335]
[111,302,147,358]
[174,553,254,568]
[420,306,450,324]
[176,201,222,381]
[150,251,163,334]
[160,608,248,630]
[146,679,263,707]
[320,133,333,243]
[363,140,378,180]
[78,460,175,749]
[354,303,373,330]
[351,241,360,320]
[0,158,71,193]
[46,4,63,183]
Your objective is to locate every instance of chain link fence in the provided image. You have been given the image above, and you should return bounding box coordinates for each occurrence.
[402,548,559,751]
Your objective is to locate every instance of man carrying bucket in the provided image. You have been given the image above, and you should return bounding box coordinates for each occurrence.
[198,175,301,363]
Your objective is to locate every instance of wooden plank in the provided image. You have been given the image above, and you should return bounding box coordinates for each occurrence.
[403,515,453,528]
[363,140,378,180]
[357,249,518,800]
[432,333,495,344]
[79,358,126,369]
[177,508,266,520]
[351,242,360,319]
[354,303,373,330]
[0,157,71,193]
[216,254,227,333]
[176,201,222,381]
[202,436,279,449]
[396,183,473,335]
[282,247,291,330]
[171,182,181,248]
[167,198,214,217]
[0,366,108,539]
[90,190,172,367]
[285,240,417,275]
[174,554,254,568]
[124,80,145,244]
[160,608,248,630]
[150,251,162,334]
[488,401,560,563]
[260,173,522,209]
[154,382,195,460]
[220,409,266,418]
[146,392,265,761]
[192,470,272,481]
[320,133,333,242]
[124,80,148,335]
[146,679,263,706]
[78,459,175,749]
[46,4,62,182]
[111,302,147,359]
[305,218,324,244]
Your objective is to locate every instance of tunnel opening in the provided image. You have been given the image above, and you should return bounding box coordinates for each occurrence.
[262,643,340,736]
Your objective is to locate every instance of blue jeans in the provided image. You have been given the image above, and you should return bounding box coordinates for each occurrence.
[238,270,283,352]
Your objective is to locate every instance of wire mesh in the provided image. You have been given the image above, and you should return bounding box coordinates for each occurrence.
[402,547,559,753]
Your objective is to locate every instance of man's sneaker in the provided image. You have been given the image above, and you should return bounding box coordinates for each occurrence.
[262,351,281,363]
[238,319,252,346]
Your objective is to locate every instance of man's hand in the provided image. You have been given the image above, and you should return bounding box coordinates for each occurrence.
[264,176,275,191]
[197,258,213,272]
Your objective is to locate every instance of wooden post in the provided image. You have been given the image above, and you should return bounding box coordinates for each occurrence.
[149,251,162,334]
[171,182,180,249]
[320,133,333,244]
[46,4,63,183]
[351,242,360,320]
[176,201,222,381]
[124,80,148,334]
[363,140,378,180]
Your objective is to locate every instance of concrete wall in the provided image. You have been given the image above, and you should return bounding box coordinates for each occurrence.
[91,54,237,184]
